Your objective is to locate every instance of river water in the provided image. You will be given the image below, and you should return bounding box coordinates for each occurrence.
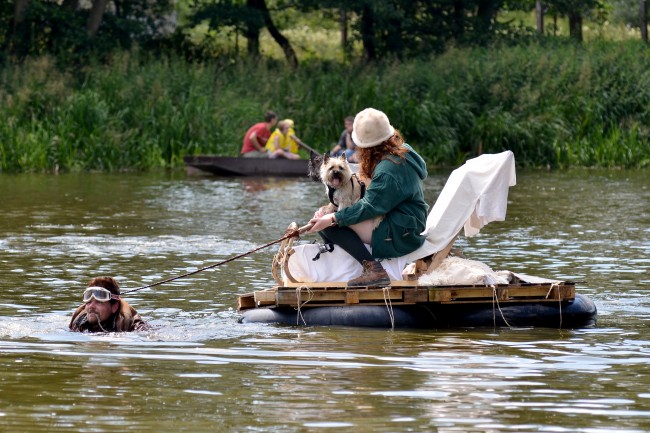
[0,168,648,432]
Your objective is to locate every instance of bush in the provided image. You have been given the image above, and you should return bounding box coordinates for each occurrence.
[1,41,649,172]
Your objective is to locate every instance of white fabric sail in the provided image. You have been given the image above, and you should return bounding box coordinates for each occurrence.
[402,150,516,262]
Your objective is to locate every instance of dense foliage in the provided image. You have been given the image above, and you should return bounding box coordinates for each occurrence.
[1,41,649,172]
[2,0,639,65]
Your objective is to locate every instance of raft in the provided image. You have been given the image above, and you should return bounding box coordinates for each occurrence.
[237,151,598,329]
[237,280,597,329]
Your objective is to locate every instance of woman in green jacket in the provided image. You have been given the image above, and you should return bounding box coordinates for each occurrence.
[308,108,429,286]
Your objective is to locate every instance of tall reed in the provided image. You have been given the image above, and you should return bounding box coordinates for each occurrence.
[1,41,649,172]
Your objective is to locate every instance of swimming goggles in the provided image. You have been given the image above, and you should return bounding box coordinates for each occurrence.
[82,287,120,303]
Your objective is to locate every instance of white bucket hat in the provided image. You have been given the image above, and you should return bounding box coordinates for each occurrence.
[351,108,395,148]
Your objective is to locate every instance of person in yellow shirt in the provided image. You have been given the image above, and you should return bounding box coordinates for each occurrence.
[284,119,307,155]
[265,119,302,159]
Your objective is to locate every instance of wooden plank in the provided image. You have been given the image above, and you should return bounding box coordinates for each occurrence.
[345,291,360,304]
[280,280,418,288]
[388,280,419,287]
[238,282,577,310]
[403,288,429,303]
[254,290,277,306]
[276,288,403,307]
[428,284,575,302]
[426,235,459,273]
[238,293,256,311]
[281,282,348,288]
[562,285,575,299]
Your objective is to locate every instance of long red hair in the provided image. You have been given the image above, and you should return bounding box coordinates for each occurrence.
[357,130,408,180]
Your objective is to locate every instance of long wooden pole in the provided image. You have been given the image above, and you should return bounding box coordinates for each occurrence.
[122,224,313,294]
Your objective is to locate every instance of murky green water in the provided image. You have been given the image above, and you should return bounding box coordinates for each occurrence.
[0,168,648,432]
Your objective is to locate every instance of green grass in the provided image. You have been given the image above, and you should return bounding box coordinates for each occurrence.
[1,40,650,173]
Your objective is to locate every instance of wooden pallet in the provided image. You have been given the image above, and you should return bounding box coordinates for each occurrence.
[237,281,576,311]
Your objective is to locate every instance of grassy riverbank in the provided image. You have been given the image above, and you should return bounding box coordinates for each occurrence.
[1,40,649,172]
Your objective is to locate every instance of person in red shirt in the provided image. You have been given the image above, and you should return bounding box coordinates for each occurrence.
[241,111,278,157]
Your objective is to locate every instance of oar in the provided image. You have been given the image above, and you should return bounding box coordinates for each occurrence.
[297,141,321,155]
[122,223,314,294]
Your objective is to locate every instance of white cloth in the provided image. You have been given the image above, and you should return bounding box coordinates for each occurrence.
[402,150,516,263]
[283,243,407,285]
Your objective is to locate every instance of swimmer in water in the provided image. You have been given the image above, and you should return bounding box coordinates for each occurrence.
[69,277,148,333]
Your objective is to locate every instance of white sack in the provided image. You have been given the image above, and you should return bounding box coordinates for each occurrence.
[283,243,407,285]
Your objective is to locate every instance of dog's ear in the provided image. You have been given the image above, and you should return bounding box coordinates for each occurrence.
[323,152,330,163]
[340,153,347,162]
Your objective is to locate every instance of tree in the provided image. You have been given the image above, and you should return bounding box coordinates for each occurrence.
[189,0,297,66]
[12,0,29,31]
[296,0,514,60]
[87,0,108,36]
[2,0,175,61]
[544,0,602,41]
[248,0,297,67]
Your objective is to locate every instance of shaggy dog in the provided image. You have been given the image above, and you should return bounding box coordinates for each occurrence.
[308,151,323,182]
[314,152,366,213]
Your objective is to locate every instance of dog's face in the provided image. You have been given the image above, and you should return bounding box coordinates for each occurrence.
[320,153,353,189]
[308,151,323,182]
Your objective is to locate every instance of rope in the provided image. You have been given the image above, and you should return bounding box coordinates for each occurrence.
[545,283,557,299]
[383,287,395,329]
[545,282,563,329]
[295,286,313,326]
[549,283,562,329]
[122,225,309,295]
[491,285,513,329]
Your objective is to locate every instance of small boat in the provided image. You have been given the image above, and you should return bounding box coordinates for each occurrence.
[184,155,309,177]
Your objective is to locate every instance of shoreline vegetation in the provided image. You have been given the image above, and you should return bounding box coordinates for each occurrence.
[1,40,650,173]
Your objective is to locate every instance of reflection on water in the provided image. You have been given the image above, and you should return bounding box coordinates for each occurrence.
[0,169,649,432]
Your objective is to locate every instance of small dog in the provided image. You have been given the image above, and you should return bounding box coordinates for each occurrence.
[308,151,323,182]
[314,152,366,213]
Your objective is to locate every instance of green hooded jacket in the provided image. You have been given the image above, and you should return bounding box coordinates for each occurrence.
[335,143,429,259]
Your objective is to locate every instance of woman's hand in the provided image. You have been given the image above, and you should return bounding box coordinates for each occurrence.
[308,213,336,233]
[313,206,328,219]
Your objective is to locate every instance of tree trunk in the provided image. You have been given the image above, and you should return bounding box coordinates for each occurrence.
[242,0,261,57]
[476,0,499,35]
[641,0,648,43]
[360,3,376,61]
[340,8,348,58]
[248,0,298,68]
[568,12,583,41]
[244,25,260,57]
[87,0,108,36]
[536,0,544,34]
[12,0,29,31]
[453,0,465,38]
